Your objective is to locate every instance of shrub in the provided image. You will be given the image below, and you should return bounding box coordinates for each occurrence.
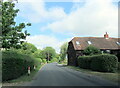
[83,45,101,55]
[34,58,43,65]
[90,54,118,72]
[50,58,58,63]
[2,51,35,81]
[78,56,92,69]
[39,58,43,63]
[42,59,46,63]
[118,62,120,70]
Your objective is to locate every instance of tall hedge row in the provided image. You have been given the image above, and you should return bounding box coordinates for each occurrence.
[78,56,91,69]
[2,51,35,81]
[78,54,118,72]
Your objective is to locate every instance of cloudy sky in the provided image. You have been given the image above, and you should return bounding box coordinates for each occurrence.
[14,0,119,53]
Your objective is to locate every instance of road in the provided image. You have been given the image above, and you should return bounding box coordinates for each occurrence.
[23,63,118,87]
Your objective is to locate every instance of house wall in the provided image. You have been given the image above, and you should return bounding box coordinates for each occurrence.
[75,50,84,66]
[67,42,77,66]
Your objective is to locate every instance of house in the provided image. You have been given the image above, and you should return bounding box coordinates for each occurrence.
[67,33,120,66]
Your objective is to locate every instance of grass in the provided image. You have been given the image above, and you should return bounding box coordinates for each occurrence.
[67,66,120,83]
[2,62,46,86]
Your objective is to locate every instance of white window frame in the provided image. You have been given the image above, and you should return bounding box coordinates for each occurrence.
[88,41,92,45]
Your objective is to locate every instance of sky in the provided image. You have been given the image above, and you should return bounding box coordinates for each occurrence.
[13,0,119,53]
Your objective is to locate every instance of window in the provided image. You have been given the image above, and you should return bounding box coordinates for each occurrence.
[87,41,92,45]
[116,42,120,45]
[106,50,110,53]
[76,41,80,45]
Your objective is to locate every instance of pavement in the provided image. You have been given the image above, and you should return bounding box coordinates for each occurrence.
[19,62,119,87]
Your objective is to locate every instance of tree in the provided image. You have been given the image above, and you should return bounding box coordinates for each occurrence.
[83,45,101,55]
[1,2,31,49]
[60,42,68,61]
[33,49,41,58]
[21,42,37,54]
[42,47,56,62]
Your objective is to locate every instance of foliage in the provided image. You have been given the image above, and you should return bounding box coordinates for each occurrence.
[10,42,37,55]
[90,54,118,72]
[83,45,101,55]
[60,42,68,61]
[33,58,43,67]
[1,2,31,49]
[50,58,58,63]
[118,62,120,70]
[42,59,47,63]
[78,54,118,72]
[2,50,35,81]
[33,49,41,58]
[21,42,37,54]
[78,56,91,69]
[42,47,56,61]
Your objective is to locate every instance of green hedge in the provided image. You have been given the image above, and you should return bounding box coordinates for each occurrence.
[2,51,35,81]
[118,62,120,70]
[78,54,118,72]
[90,54,118,72]
[78,56,91,69]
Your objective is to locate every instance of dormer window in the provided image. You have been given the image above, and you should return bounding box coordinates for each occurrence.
[116,42,120,45]
[88,41,92,45]
[76,41,80,45]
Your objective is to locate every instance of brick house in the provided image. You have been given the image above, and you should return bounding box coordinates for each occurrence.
[67,33,120,66]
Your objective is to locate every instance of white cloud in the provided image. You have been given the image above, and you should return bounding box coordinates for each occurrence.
[42,0,118,37]
[26,35,70,53]
[16,0,67,23]
[17,0,119,52]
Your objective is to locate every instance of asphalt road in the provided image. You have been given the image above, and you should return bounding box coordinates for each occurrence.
[23,63,118,87]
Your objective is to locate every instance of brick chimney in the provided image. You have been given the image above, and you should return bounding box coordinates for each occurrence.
[104,32,109,39]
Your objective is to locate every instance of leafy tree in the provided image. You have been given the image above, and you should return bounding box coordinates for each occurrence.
[83,45,101,55]
[60,42,68,61]
[11,42,37,55]
[42,47,56,62]
[33,49,41,58]
[21,42,37,54]
[1,2,31,49]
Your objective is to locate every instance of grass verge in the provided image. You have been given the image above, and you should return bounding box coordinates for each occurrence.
[67,66,120,83]
[2,63,46,86]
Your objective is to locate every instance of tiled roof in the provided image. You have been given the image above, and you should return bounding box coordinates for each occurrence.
[70,37,120,50]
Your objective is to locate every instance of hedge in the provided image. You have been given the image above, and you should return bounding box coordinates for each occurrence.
[2,51,35,81]
[90,54,118,72]
[78,54,118,72]
[78,56,91,69]
[118,62,120,70]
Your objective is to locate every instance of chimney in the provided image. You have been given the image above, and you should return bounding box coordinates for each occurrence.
[104,32,109,39]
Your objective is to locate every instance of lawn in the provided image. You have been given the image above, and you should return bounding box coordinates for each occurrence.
[67,66,120,83]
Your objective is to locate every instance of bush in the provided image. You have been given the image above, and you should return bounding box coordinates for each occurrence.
[78,54,118,72]
[90,54,118,72]
[42,59,46,63]
[34,58,43,65]
[78,56,92,69]
[118,62,120,70]
[2,51,35,81]
[50,58,58,63]
[83,45,101,55]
